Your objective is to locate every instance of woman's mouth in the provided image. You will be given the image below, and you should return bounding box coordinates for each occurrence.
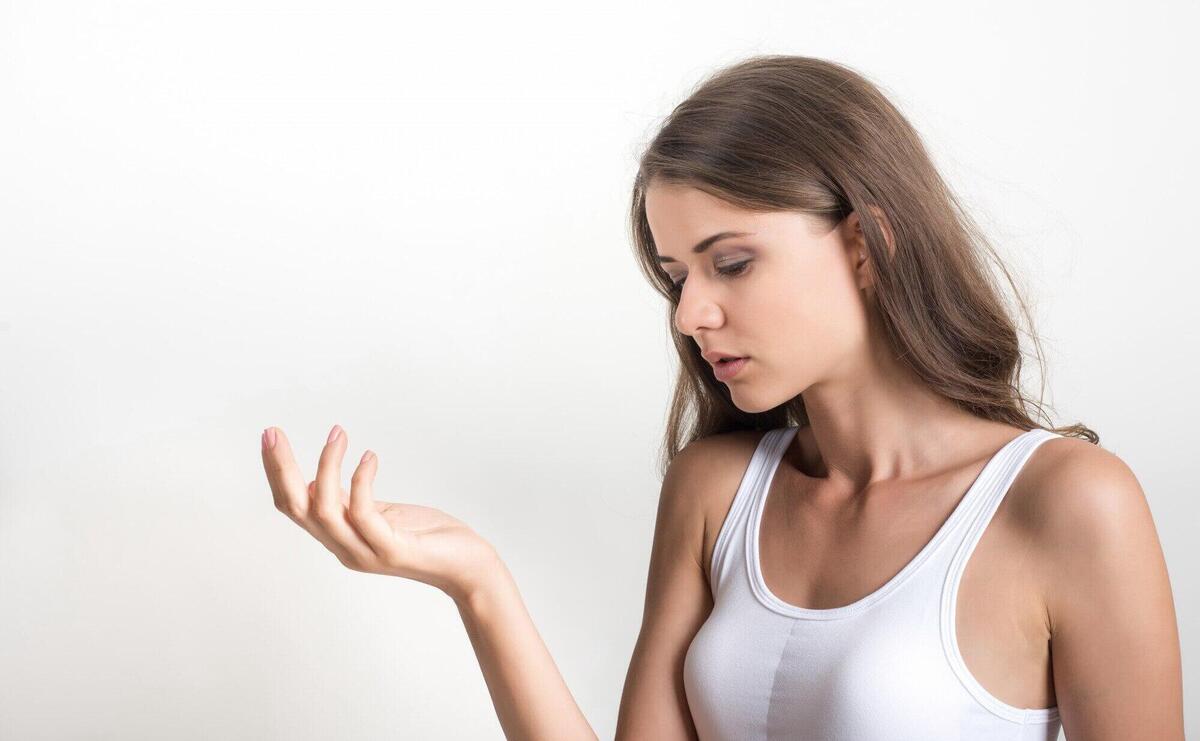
[713,356,749,382]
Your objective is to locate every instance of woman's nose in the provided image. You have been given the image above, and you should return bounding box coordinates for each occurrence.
[674,283,723,336]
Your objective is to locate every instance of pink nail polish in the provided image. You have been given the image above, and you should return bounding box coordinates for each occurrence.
[327,425,342,444]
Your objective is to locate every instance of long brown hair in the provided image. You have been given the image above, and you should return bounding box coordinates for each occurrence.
[628,54,1098,477]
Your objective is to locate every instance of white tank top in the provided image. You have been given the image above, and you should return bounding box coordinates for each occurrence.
[683,426,1063,741]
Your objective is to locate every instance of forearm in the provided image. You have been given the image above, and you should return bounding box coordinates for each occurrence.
[454,560,598,741]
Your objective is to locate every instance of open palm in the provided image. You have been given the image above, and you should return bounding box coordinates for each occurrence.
[260,424,499,602]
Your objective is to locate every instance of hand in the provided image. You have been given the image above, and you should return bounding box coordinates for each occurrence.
[260,424,501,602]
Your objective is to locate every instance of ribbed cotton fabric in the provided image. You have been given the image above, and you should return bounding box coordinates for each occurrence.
[683,426,1063,741]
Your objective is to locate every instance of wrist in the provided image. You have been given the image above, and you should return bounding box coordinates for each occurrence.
[450,547,510,609]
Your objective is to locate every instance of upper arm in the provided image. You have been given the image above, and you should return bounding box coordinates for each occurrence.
[615,437,737,741]
[1034,442,1184,739]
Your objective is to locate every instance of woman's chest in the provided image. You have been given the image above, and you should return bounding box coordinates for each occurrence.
[700,470,1057,711]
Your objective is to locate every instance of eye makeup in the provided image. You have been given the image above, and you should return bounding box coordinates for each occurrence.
[668,258,752,290]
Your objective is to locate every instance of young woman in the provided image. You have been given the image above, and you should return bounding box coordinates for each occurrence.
[258,55,1184,740]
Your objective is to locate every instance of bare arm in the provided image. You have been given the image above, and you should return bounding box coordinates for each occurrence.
[259,424,741,740]
[615,435,756,739]
[259,424,595,741]
[455,560,598,741]
[451,430,743,740]
[1036,443,1184,739]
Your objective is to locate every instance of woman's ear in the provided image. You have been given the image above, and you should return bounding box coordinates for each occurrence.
[844,211,873,292]
[845,206,895,297]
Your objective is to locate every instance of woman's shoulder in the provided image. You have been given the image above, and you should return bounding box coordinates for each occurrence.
[1009,433,1144,532]
[1007,433,1157,588]
[668,428,778,491]
[668,428,782,582]
[1013,433,1180,724]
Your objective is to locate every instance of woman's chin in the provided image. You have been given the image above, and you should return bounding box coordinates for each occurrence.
[728,389,777,415]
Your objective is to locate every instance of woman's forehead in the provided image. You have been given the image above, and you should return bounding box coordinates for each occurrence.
[648,197,830,257]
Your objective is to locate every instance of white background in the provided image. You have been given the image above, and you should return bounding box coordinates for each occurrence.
[1,1,1196,738]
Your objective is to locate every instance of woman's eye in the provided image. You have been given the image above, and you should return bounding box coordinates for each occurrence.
[670,260,751,290]
[720,261,751,278]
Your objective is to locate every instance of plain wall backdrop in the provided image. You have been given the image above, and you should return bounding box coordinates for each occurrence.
[1,1,1196,738]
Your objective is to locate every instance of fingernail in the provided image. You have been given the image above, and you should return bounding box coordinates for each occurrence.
[360,450,373,465]
[327,425,342,445]
[262,427,277,450]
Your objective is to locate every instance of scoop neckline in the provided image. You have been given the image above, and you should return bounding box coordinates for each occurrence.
[745,427,1043,620]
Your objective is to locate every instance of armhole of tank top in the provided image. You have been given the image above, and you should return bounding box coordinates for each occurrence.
[708,428,787,597]
[939,428,1063,725]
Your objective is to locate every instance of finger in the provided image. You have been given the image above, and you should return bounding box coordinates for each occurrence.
[309,479,349,506]
[264,426,364,568]
[347,450,410,562]
[261,426,312,520]
[309,425,377,567]
[314,424,345,513]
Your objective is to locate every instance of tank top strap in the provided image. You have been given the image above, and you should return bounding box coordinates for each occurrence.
[709,426,800,596]
[947,427,1062,560]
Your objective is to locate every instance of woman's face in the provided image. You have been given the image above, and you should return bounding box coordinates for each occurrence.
[644,182,874,413]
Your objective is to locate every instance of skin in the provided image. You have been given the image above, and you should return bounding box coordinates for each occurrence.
[260,181,1183,740]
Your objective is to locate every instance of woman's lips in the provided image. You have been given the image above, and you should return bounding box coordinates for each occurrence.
[713,356,749,382]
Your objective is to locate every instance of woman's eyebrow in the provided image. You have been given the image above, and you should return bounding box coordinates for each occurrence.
[656,231,756,263]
